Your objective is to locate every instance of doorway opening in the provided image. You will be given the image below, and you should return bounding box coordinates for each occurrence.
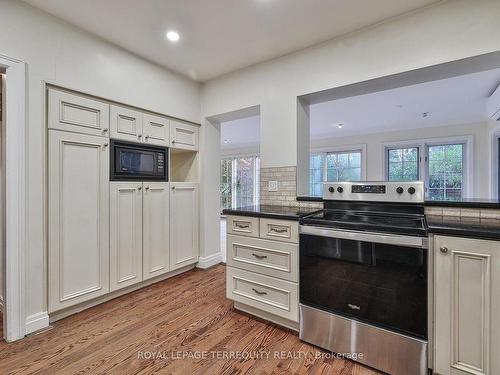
[208,106,261,262]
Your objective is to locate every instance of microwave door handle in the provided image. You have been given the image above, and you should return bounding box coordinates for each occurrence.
[299,225,428,249]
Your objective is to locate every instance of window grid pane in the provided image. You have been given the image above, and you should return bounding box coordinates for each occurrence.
[220,159,232,210]
[309,153,325,197]
[220,156,260,210]
[326,151,362,183]
[387,147,419,182]
[428,143,463,201]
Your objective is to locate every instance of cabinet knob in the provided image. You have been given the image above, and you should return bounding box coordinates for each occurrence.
[171,140,176,144]
[171,186,176,190]
[138,186,142,191]
[145,135,149,140]
[440,246,449,254]
[102,128,108,134]
[138,134,143,138]
[102,143,108,149]
[145,186,150,190]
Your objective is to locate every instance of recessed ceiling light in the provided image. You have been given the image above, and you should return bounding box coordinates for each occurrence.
[223,139,229,144]
[422,111,431,118]
[166,31,180,42]
[337,123,344,129]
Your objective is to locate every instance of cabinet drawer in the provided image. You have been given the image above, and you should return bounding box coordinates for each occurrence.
[48,88,110,137]
[226,235,298,282]
[227,216,259,238]
[226,267,298,322]
[259,218,298,243]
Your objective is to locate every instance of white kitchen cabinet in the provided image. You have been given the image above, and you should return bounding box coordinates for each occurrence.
[169,182,199,270]
[434,235,500,375]
[170,120,199,151]
[143,113,170,147]
[48,130,109,312]
[109,182,143,292]
[110,104,143,143]
[143,182,171,280]
[48,87,110,137]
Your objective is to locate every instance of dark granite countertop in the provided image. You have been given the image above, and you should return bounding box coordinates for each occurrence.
[427,215,500,241]
[222,205,321,221]
[425,198,500,209]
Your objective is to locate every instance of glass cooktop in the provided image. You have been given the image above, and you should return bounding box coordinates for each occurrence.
[300,209,427,236]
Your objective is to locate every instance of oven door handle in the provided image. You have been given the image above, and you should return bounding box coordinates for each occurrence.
[299,225,428,249]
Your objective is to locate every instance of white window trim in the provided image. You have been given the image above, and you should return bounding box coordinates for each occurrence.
[382,135,474,198]
[310,143,367,181]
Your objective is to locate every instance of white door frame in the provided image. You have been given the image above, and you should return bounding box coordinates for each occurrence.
[0,54,28,342]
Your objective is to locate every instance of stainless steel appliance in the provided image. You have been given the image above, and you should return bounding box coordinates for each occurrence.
[110,140,168,181]
[299,181,428,375]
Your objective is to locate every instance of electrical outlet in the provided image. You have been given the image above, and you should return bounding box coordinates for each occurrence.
[268,180,278,192]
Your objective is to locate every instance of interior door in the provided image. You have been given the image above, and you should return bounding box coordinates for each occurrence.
[48,130,109,312]
[143,182,170,280]
[170,182,199,270]
[109,182,143,291]
[143,113,169,147]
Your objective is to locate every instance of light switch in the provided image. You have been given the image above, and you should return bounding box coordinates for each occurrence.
[268,180,278,192]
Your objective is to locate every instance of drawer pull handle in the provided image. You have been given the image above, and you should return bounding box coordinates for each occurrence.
[270,226,288,233]
[252,253,267,260]
[252,288,267,296]
[235,223,250,229]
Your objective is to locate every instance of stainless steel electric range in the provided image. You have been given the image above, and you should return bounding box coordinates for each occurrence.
[299,181,428,375]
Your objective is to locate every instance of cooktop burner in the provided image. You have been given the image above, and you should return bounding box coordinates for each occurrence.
[300,209,427,237]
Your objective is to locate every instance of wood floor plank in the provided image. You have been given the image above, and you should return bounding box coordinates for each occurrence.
[0,265,380,375]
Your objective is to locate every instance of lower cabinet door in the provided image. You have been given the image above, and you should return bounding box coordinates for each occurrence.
[143,182,170,280]
[170,182,199,270]
[434,235,500,375]
[110,182,143,291]
[48,130,109,312]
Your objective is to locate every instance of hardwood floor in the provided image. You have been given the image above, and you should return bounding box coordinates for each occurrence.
[0,265,380,375]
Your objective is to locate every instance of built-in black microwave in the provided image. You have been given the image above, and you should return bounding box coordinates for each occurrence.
[110,140,168,181]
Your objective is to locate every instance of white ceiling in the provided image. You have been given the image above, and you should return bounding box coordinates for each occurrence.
[221,115,260,150]
[310,69,500,139]
[23,0,438,81]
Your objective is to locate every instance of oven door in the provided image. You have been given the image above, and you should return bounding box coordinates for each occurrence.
[111,140,167,181]
[299,226,428,339]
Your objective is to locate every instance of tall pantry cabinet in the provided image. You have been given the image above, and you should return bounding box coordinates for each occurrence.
[47,85,200,314]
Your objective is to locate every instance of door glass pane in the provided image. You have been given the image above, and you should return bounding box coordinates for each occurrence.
[220,159,232,210]
[427,143,463,201]
[309,154,324,197]
[387,147,419,181]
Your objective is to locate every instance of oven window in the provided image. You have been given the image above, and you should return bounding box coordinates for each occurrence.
[119,150,155,174]
[300,234,427,339]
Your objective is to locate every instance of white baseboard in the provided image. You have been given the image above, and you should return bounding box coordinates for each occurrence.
[197,252,223,269]
[25,311,50,335]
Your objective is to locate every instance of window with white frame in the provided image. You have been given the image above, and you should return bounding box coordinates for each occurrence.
[310,150,363,196]
[386,141,467,201]
[220,156,260,210]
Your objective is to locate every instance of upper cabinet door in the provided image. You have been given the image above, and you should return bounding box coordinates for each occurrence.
[110,104,143,143]
[434,235,500,375]
[143,113,170,147]
[48,88,110,137]
[170,120,199,151]
[48,130,110,313]
[110,182,143,292]
[143,182,170,280]
[170,182,199,271]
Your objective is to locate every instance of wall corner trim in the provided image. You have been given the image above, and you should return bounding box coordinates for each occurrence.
[197,253,223,269]
[25,312,50,335]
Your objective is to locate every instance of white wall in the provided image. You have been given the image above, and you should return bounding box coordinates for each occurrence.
[199,0,500,260]
[311,122,491,198]
[0,0,200,324]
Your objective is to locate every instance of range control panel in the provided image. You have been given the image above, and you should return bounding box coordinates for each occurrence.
[323,181,424,203]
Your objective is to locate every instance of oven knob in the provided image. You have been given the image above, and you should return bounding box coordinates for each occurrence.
[396,186,404,194]
[337,187,344,193]
[408,187,416,195]
[328,186,335,193]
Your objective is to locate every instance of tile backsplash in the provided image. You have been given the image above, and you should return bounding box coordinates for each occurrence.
[260,166,322,208]
[425,206,500,219]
